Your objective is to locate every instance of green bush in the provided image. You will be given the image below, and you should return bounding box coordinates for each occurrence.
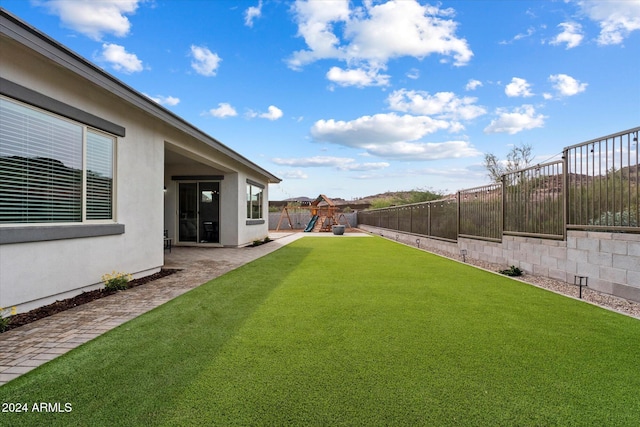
[589,210,638,227]
[499,265,523,276]
[0,306,16,332]
[250,236,272,247]
[102,271,132,291]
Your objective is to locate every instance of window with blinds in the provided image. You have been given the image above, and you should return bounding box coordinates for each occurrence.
[86,130,114,220]
[0,96,115,224]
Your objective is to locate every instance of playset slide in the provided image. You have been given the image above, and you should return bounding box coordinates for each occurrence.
[304,215,319,232]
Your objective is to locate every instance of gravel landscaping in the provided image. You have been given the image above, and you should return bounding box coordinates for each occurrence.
[1,269,180,332]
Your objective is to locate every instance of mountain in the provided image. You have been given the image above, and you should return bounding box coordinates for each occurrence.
[279,190,445,207]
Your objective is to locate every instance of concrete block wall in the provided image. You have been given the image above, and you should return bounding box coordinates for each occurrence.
[358,224,459,258]
[501,236,569,282]
[358,224,640,303]
[566,231,640,301]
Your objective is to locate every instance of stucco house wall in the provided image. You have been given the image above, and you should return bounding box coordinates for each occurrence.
[0,10,279,312]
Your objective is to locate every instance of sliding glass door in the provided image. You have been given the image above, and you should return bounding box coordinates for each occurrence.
[178,182,220,243]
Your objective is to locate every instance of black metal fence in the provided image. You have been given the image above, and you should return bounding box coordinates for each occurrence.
[358,127,639,242]
[503,160,564,239]
[565,128,639,231]
[458,183,502,242]
[358,197,458,242]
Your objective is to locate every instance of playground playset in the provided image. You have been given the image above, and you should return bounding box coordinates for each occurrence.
[275,194,352,232]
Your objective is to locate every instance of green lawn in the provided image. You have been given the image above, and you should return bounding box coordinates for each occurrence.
[1,237,639,426]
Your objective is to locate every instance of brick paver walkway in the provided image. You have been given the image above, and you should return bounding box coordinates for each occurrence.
[0,232,312,386]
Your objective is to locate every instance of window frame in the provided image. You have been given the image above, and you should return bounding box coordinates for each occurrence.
[84,128,117,222]
[0,93,123,243]
[246,181,264,222]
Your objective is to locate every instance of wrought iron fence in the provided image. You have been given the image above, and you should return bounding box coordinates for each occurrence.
[458,183,502,242]
[358,198,458,242]
[430,199,458,241]
[565,127,639,231]
[410,203,429,236]
[503,160,564,239]
[358,126,639,241]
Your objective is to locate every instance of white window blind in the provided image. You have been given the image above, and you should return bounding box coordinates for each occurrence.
[0,97,115,224]
[86,130,114,220]
[0,98,83,223]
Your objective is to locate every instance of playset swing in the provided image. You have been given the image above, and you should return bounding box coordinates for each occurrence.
[275,194,351,232]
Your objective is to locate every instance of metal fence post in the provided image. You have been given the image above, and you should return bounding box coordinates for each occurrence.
[563,148,569,240]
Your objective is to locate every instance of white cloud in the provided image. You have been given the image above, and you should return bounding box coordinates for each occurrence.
[311,113,450,147]
[288,0,473,86]
[339,162,390,171]
[549,74,587,96]
[387,89,486,121]
[310,113,480,161]
[287,0,350,69]
[499,26,536,45]
[364,140,481,161]
[40,0,141,40]
[350,163,486,183]
[514,27,536,41]
[206,103,238,118]
[272,156,389,171]
[326,66,390,87]
[273,156,351,167]
[550,22,584,49]
[484,105,546,135]
[247,105,283,120]
[577,0,640,45]
[146,94,180,106]
[406,68,420,79]
[505,77,534,97]
[190,45,221,77]
[245,1,263,27]
[99,43,143,73]
[261,105,283,120]
[465,79,483,91]
[279,170,308,179]
[343,1,473,66]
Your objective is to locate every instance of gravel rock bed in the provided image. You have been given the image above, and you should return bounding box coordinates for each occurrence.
[426,247,640,320]
[2,269,181,332]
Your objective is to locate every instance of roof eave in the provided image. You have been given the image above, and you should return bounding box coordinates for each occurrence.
[0,8,281,184]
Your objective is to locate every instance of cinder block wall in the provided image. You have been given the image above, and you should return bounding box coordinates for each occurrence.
[358,225,640,303]
[566,231,640,301]
[358,224,459,259]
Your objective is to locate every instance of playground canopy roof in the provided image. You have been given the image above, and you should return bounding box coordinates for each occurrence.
[312,195,336,207]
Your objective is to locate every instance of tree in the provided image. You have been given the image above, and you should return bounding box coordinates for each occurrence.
[484,143,534,182]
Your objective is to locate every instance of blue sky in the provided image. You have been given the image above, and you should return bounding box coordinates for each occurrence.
[3,0,639,200]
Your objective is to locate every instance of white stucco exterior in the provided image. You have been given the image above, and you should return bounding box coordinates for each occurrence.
[0,11,280,312]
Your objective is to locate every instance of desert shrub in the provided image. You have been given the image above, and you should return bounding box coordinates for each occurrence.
[499,266,523,277]
[0,306,16,332]
[102,271,132,291]
[250,236,272,247]
[589,210,638,227]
